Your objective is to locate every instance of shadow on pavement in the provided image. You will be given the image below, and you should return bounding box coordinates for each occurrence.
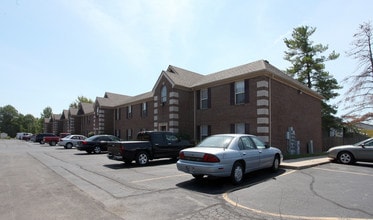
[176,168,286,195]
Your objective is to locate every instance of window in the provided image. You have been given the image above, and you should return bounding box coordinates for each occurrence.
[127,129,133,140]
[141,102,147,117]
[115,108,121,120]
[200,125,209,140]
[235,81,245,104]
[127,105,132,119]
[231,123,249,134]
[161,85,167,104]
[238,136,256,150]
[231,80,249,105]
[235,123,245,134]
[166,133,179,142]
[251,136,266,149]
[200,89,208,109]
[115,129,121,138]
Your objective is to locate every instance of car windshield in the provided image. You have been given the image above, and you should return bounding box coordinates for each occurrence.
[354,138,373,146]
[197,136,234,148]
[64,135,72,139]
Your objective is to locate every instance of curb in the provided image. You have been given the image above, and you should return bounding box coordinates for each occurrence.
[280,158,331,170]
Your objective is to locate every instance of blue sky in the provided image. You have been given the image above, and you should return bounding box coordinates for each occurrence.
[0,0,372,118]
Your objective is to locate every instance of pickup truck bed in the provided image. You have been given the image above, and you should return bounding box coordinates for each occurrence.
[107,131,193,165]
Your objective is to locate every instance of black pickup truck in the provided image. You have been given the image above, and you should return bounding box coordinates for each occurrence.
[107,131,193,166]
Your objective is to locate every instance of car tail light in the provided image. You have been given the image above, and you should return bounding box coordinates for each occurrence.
[120,145,125,154]
[179,151,185,159]
[82,141,87,145]
[203,153,220,162]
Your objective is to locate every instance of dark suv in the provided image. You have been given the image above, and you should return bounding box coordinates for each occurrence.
[35,133,55,144]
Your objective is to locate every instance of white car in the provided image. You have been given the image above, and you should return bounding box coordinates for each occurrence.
[177,134,283,184]
[58,134,87,149]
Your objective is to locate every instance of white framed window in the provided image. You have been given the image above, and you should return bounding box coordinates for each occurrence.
[141,102,147,117]
[127,105,132,118]
[235,123,245,134]
[200,88,208,109]
[235,81,245,104]
[161,85,167,104]
[115,108,121,120]
[200,125,209,140]
[127,129,132,140]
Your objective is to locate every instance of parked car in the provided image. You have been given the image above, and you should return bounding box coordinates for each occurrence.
[43,133,71,146]
[35,133,56,144]
[107,131,193,165]
[58,134,87,149]
[16,132,32,140]
[327,138,373,164]
[22,133,33,141]
[76,135,120,154]
[176,134,283,184]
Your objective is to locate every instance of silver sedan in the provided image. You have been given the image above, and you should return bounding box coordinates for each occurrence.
[58,134,87,149]
[327,138,373,164]
[176,134,283,184]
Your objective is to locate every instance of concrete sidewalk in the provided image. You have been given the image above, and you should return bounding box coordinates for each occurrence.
[280,155,331,169]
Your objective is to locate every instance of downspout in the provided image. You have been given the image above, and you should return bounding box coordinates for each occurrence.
[269,75,272,146]
[113,108,116,136]
[193,90,196,141]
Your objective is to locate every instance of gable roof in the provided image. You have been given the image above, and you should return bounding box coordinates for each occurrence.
[78,103,94,115]
[152,65,204,92]
[152,60,321,99]
[69,107,78,116]
[61,110,69,119]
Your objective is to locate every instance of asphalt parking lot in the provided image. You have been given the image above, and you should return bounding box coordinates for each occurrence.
[1,139,373,220]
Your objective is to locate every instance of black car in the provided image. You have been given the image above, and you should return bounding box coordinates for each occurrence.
[35,133,55,144]
[76,135,120,154]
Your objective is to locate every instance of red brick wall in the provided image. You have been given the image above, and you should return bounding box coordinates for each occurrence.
[196,82,257,135]
[270,79,322,154]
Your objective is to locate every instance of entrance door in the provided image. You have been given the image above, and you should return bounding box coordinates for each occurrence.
[158,122,168,131]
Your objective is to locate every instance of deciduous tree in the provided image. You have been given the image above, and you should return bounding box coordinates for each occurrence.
[341,21,373,124]
[70,96,93,108]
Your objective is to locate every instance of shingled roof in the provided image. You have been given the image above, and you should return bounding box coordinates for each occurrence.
[166,60,322,99]
[152,65,204,91]
[69,107,78,116]
[78,102,94,115]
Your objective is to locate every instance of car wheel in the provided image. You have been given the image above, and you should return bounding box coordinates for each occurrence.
[66,143,73,149]
[50,141,56,146]
[271,155,280,172]
[136,151,149,166]
[40,141,45,144]
[338,151,354,164]
[231,162,244,185]
[192,174,204,180]
[93,146,101,154]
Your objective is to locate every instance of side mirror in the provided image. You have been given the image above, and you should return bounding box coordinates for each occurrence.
[360,144,366,148]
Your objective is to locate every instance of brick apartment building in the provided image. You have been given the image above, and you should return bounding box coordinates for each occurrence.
[45,60,323,154]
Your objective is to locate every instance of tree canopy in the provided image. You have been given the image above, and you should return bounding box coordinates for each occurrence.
[70,96,93,108]
[284,26,342,130]
[341,21,373,124]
